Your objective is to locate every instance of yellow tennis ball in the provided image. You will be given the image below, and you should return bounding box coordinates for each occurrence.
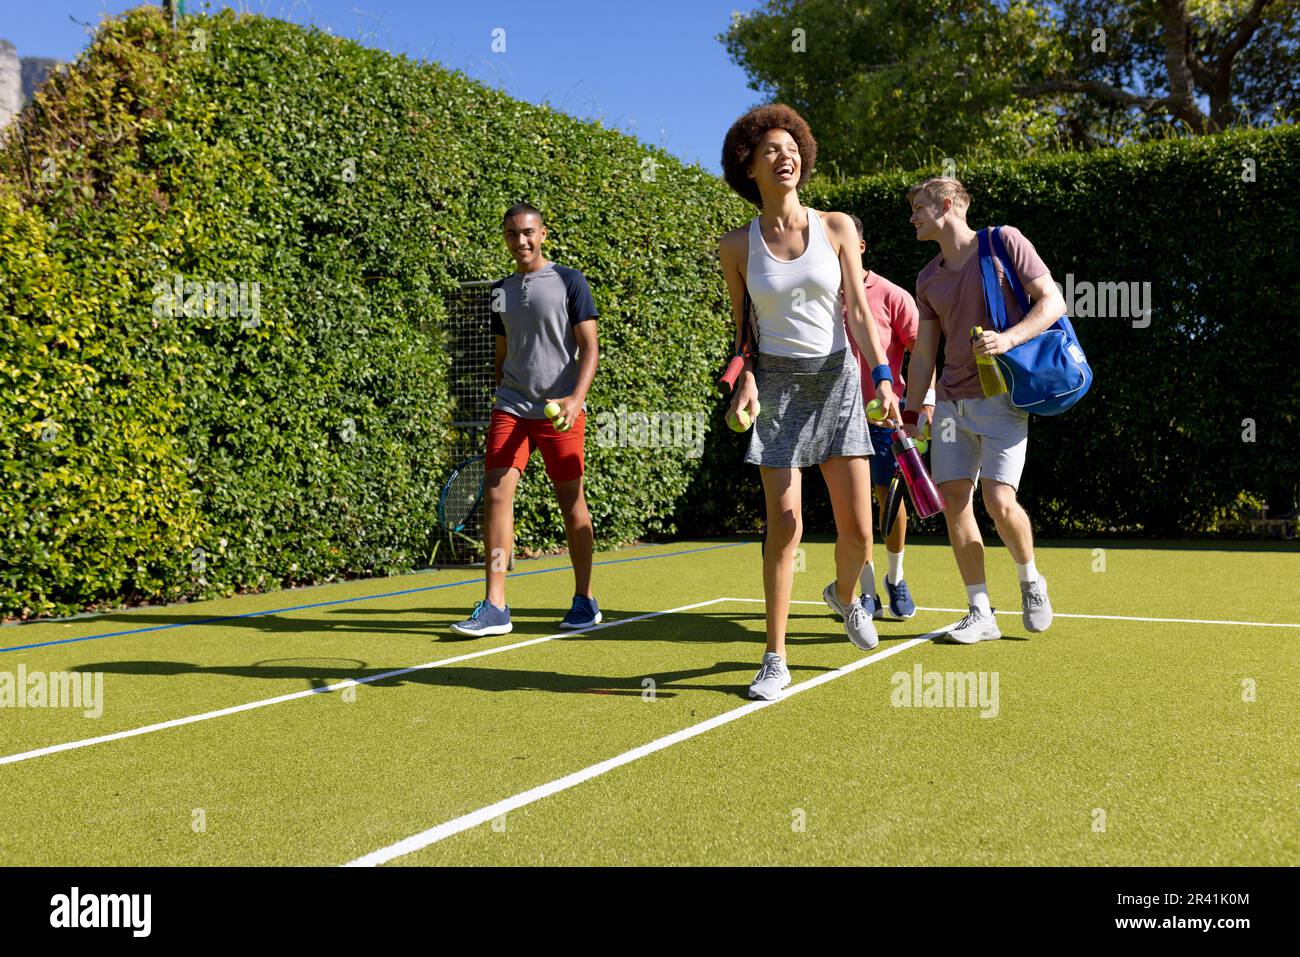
[727,408,752,432]
[866,398,885,421]
[543,401,561,420]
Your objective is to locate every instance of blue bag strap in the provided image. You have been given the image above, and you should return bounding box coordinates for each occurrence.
[976,228,1008,333]
[990,226,1033,316]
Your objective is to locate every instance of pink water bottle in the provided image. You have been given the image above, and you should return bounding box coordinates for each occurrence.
[890,430,944,518]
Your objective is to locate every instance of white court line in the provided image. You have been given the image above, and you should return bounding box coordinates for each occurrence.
[766,599,1299,629]
[345,593,1297,866]
[0,598,732,768]
[345,625,945,867]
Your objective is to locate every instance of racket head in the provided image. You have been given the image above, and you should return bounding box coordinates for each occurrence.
[744,290,758,352]
[881,469,904,541]
[438,454,486,532]
[717,290,758,395]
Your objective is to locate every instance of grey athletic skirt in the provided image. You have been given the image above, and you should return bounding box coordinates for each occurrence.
[745,349,875,468]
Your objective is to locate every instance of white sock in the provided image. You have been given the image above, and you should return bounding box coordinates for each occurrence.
[966,583,992,616]
[887,549,904,584]
[859,561,875,597]
[1015,559,1039,584]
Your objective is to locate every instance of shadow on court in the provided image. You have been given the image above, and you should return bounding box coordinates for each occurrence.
[74,606,858,646]
[67,657,846,699]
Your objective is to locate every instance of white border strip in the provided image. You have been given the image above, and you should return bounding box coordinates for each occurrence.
[344,628,944,867]
[768,599,1299,629]
[0,598,731,768]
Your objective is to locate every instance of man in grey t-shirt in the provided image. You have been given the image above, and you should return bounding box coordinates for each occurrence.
[450,204,601,637]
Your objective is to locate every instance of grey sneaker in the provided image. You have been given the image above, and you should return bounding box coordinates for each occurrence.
[823,581,880,651]
[940,606,1001,644]
[1021,576,1053,633]
[449,599,513,637]
[749,652,791,700]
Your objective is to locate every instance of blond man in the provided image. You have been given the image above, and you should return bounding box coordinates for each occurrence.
[902,178,1063,643]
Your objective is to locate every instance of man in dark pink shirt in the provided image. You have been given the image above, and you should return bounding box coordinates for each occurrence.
[841,215,936,621]
[901,178,1066,644]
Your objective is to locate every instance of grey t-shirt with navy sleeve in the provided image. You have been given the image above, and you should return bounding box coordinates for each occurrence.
[490,262,597,419]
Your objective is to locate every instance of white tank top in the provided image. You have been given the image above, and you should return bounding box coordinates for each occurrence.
[746,207,846,358]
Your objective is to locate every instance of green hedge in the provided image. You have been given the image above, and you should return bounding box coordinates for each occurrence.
[4,8,1293,619]
[682,124,1300,539]
[1,7,748,619]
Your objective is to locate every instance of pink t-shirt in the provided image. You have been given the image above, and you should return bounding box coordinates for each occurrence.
[841,270,919,395]
[915,225,1051,402]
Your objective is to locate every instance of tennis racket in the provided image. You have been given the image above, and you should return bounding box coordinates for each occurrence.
[881,469,906,542]
[718,290,758,395]
[437,454,486,533]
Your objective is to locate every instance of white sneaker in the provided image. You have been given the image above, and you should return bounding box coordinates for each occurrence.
[822,581,880,651]
[749,652,791,700]
[1020,576,1053,633]
[940,606,1002,644]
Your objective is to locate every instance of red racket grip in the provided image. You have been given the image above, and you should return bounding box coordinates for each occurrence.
[718,354,745,394]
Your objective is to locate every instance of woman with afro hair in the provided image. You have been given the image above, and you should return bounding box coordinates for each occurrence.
[718,103,901,700]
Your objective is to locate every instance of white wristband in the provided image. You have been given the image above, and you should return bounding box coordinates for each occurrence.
[923,388,936,407]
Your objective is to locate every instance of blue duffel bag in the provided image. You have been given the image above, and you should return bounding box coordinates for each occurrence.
[977,226,1092,416]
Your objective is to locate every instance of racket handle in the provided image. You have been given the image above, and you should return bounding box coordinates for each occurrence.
[717,354,745,395]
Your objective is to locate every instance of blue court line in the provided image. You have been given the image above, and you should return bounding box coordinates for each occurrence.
[0,542,747,654]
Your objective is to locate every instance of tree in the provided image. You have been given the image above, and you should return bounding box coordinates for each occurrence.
[1021,0,1299,135]
[720,0,1067,175]
[721,0,1298,176]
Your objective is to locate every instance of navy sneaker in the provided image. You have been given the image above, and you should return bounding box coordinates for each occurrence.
[449,599,513,637]
[857,590,884,620]
[560,594,602,630]
[884,576,916,619]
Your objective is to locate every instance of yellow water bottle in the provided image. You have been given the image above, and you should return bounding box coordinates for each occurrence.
[971,325,1007,397]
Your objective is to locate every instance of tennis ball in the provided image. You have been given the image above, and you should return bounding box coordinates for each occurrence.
[916,437,929,455]
[544,401,570,431]
[866,398,885,421]
[727,408,752,432]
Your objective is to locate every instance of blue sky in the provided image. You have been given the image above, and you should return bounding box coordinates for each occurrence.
[1,0,770,173]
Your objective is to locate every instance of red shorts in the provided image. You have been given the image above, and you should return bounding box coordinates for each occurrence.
[485,409,586,483]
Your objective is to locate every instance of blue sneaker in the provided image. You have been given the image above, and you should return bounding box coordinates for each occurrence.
[884,576,916,619]
[858,591,884,621]
[560,594,602,630]
[449,599,512,637]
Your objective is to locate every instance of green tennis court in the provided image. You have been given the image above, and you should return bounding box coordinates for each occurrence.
[1,537,1294,866]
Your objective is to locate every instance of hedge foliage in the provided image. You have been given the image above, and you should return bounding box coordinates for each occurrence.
[1,7,748,618]
[798,124,1300,538]
[3,8,1294,619]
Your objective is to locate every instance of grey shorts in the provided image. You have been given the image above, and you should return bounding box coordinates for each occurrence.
[931,393,1029,490]
[745,349,874,468]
